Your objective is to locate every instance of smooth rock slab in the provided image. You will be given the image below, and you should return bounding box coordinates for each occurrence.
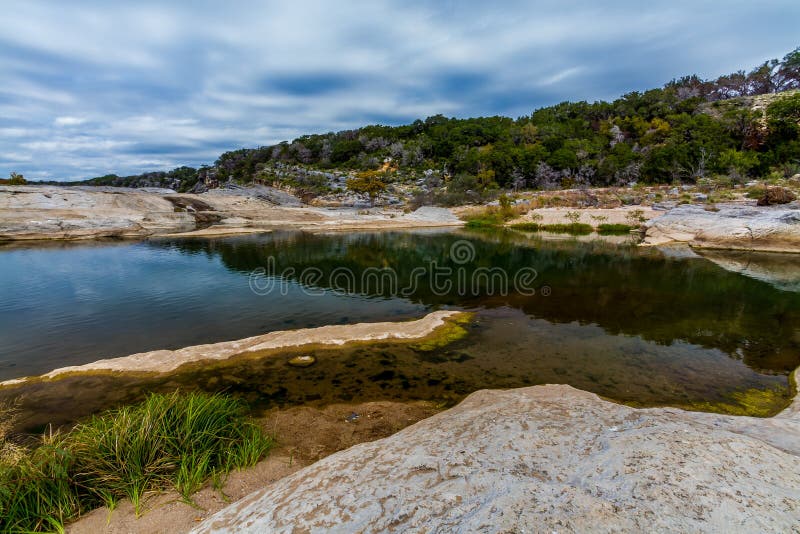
[644,202,800,252]
[194,380,800,533]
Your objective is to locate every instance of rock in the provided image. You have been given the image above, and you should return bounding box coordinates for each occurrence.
[0,185,196,240]
[693,193,708,201]
[757,187,797,206]
[287,355,316,368]
[400,206,461,224]
[194,377,800,533]
[651,201,677,211]
[644,203,800,252]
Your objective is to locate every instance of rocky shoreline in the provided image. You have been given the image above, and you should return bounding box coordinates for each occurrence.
[645,202,800,253]
[194,369,800,533]
[0,185,461,241]
[3,185,800,254]
[0,311,465,386]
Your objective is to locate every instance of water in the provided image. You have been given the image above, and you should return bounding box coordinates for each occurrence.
[1,229,799,427]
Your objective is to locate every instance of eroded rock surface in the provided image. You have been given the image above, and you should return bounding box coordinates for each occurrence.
[195,377,800,533]
[0,185,196,239]
[0,185,462,240]
[645,202,800,252]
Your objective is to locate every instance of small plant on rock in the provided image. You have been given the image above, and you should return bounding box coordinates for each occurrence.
[625,209,646,226]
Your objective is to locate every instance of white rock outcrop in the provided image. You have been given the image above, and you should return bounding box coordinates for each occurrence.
[0,186,195,240]
[645,203,800,252]
[0,186,463,240]
[195,372,800,533]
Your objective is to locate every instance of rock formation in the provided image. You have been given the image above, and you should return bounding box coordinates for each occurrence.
[645,202,800,252]
[194,372,800,533]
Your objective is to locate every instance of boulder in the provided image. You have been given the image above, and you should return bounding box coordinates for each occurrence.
[194,380,800,533]
[644,203,800,252]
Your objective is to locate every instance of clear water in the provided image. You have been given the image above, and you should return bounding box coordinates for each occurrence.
[1,229,799,428]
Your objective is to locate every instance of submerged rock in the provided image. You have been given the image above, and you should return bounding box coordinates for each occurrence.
[287,355,316,367]
[194,379,800,533]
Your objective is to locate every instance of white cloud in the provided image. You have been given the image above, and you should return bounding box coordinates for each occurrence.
[54,116,87,127]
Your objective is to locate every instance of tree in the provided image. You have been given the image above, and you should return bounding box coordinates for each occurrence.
[775,47,800,92]
[8,172,26,185]
[346,171,387,205]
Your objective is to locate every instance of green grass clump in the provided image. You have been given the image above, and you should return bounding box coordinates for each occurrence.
[0,391,272,532]
[597,223,634,235]
[541,223,593,235]
[508,222,542,232]
[464,216,503,228]
[509,222,594,235]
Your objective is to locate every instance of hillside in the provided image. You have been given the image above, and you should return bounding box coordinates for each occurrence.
[40,48,800,203]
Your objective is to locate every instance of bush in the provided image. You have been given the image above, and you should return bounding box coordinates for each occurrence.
[0,392,272,532]
[8,172,26,186]
[563,210,582,224]
[757,187,797,206]
[625,209,646,226]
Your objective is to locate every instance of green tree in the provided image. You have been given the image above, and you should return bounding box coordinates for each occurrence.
[8,172,26,185]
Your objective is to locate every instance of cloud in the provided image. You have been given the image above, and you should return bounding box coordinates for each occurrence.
[54,116,87,127]
[0,0,798,180]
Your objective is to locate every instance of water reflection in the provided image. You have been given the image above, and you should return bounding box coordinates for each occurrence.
[1,230,799,425]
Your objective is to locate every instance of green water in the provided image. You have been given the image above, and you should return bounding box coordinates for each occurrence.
[2,229,799,429]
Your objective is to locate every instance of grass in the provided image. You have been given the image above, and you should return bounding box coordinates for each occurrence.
[0,391,272,532]
[464,216,504,228]
[509,222,594,235]
[508,222,542,232]
[543,223,593,235]
[597,223,634,235]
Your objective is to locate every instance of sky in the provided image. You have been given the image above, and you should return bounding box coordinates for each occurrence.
[1,1,798,181]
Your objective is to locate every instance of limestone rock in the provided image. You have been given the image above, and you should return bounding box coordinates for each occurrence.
[644,203,800,252]
[0,185,195,240]
[195,378,800,533]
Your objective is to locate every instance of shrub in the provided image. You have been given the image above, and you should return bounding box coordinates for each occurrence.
[625,209,646,226]
[0,392,272,532]
[757,187,796,206]
[8,172,26,186]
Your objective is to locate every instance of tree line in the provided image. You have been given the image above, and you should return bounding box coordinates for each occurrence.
[69,47,800,193]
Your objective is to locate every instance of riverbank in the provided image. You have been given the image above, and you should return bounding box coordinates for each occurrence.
[61,366,800,533]
[3,185,800,253]
[195,368,800,533]
[0,185,462,241]
[68,399,440,534]
[0,309,797,531]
